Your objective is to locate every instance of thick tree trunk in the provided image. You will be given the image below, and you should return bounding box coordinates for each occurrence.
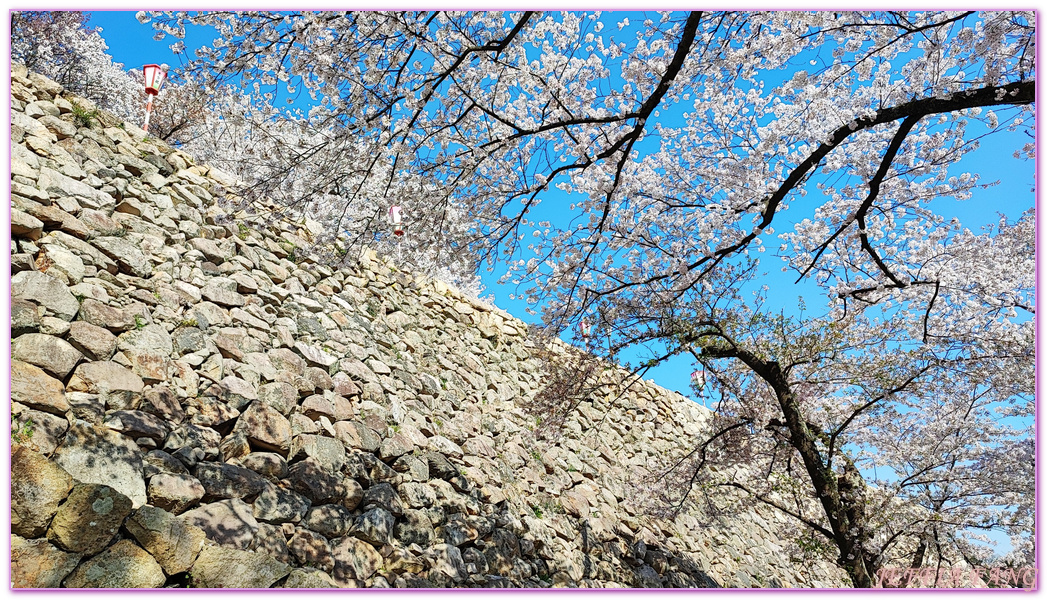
[708,346,877,587]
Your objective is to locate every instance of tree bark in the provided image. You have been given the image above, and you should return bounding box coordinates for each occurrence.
[704,345,877,587]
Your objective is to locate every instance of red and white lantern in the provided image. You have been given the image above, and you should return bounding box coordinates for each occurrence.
[141,63,169,132]
[691,368,706,392]
[580,318,591,339]
[388,205,404,236]
[143,64,168,96]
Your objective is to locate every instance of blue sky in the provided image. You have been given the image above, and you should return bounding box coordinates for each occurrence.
[87,10,1034,403]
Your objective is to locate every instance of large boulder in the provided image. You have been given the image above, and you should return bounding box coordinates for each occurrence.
[289,434,345,472]
[11,446,75,538]
[66,361,145,411]
[66,321,118,361]
[92,235,152,277]
[53,422,147,507]
[181,499,259,550]
[147,472,205,515]
[11,333,84,380]
[281,568,340,588]
[11,270,80,321]
[47,483,133,555]
[331,536,383,584]
[252,482,311,524]
[124,505,207,576]
[235,401,291,455]
[11,535,83,588]
[194,461,267,501]
[188,544,292,588]
[11,360,70,415]
[63,540,165,588]
[286,457,344,504]
[352,507,395,546]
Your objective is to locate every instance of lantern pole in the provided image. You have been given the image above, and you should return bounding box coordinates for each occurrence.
[388,205,405,262]
[144,96,155,132]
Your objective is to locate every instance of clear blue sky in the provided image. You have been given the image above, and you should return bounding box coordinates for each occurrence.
[88,10,1034,403]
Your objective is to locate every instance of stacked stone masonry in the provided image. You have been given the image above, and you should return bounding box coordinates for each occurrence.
[9,66,851,588]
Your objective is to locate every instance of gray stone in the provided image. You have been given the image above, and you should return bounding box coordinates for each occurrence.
[249,522,290,564]
[67,321,118,361]
[428,543,468,583]
[235,401,291,455]
[92,235,152,277]
[288,528,334,571]
[147,473,205,515]
[331,536,383,584]
[66,361,145,411]
[11,360,70,415]
[11,270,80,320]
[125,503,206,576]
[12,297,42,336]
[253,482,310,524]
[301,504,354,538]
[286,457,344,504]
[394,509,436,547]
[11,535,83,588]
[11,408,68,455]
[165,424,222,458]
[104,409,168,440]
[189,237,230,263]
[11,446,75,538]
[78,298,137,332]
[352,507,395,546]
[268,347,307,376]
[362,482,404,516]
[399,482,438,509]
[54,421,147,507]
[194,461,267,500]
[63,540,165,588]
[281,568,340,588]
[214,375,257,409]
[182,499,259,550]
[39,114,76,138]
[12,208,44,240]
[379,432,415,461]
[141,387,186,424]
[201,283,245,307]
[143,449,189,477]
[258,381,298,415]
[172,326,207,355]
[36,162,108,207]
[11,334,83,379]
[295,341,338,368]
[42,245,86,283]
[289,434,346,473]
[334,421,381,453]
[188,543,292,588]
[117,323,173,355]
[237,452,287,479]
[47,483,133,555]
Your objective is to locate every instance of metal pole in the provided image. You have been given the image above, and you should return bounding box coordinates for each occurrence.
[143,96,154,132]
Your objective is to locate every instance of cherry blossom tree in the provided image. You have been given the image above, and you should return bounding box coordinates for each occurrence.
[138,10,1034,586]
[12,11,142,122]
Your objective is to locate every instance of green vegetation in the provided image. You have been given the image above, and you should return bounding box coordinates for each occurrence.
[12,418,34,445]
[70,102,100,128]
[134,314,147,330]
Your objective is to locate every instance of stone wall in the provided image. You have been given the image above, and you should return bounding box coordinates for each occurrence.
[9,66,851,589]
